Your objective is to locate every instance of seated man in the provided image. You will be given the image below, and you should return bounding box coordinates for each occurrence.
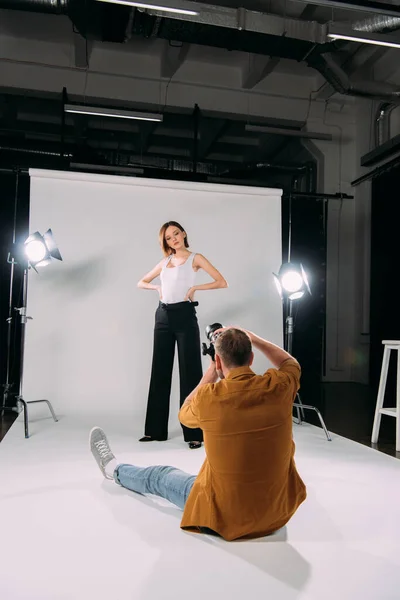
[90,327,306,541]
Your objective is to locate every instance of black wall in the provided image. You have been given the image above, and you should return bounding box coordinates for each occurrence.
[0,172,30,407]
[370,167,400,424]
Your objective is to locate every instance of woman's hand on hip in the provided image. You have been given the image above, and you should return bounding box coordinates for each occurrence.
[184,287,196,302]
[155,285,162,299]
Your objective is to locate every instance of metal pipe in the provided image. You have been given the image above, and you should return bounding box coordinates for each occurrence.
[351,153,400,186]
[218,163,307,177]
[288,191,353,199]
[287,194,293,263]
[308,53,400,102]
[0,0,69,13]
[291,0,400,18]
[61,87,67,160]
[353,16,400,33]
[305,162,317,193]
[375,103,395,147]
[0,145,71,157]
[245,125,332,141]
[193,103,199,175]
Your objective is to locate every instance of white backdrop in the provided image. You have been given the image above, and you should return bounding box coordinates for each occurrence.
[24,170,283,431]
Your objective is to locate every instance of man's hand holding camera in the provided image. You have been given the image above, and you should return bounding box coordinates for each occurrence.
[203,324,296,372]
[183,323,296,412]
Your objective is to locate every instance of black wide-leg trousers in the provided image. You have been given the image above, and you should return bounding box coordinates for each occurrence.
[144,301,203,442]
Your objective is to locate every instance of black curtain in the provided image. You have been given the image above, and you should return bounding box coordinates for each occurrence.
[370,167,400,439]
[0,171,30,407]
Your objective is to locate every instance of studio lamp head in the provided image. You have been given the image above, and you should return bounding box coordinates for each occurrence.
[273,262,311,301]
[24,229,62,269]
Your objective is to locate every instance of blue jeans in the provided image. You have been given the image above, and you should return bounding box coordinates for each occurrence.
[114,464,196,510]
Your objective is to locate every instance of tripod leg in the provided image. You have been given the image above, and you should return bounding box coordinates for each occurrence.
[299,404,332,441]
[44,400,58,423]
[295,392,306,420]
[313,407,332,442]
[18,398,29,439]
[27,399,58,423]
[293,401,302,425]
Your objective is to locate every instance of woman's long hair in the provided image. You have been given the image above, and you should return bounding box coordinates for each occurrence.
[159,221,189,256]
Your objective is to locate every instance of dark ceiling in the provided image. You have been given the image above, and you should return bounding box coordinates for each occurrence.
[0,0,399,189]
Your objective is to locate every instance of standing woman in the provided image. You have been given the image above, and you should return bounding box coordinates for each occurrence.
[138,221,228,449]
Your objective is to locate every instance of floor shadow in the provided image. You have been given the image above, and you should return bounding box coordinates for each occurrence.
[104,482,311,594]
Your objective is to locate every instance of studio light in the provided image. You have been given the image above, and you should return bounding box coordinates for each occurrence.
[270,193,330,441]
[273,263,310,302]
[272,259,330,440]
[24,229,62,269]
[95,0,200,15]
[64,104,163,122]
[25,236,47,264]
[3,194,61,437]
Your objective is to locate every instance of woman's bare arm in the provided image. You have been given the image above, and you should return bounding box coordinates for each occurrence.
[191,254,228,292]
[137,260,164,291]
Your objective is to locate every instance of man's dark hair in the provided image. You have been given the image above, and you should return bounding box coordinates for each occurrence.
[214,328,252,369]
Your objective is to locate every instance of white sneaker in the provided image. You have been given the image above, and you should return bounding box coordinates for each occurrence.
[89,427,116,480]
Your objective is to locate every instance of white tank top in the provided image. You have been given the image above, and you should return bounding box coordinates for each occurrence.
[160,253,197,304]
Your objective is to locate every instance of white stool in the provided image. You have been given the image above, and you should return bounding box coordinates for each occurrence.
[371,340,400,452]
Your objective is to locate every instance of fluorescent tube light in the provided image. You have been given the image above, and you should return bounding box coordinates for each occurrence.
[328,33,400,49]
[64,104,163,122]
[95,0,199,16]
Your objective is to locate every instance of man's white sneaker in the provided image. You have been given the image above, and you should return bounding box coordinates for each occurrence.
[89,427,116,480]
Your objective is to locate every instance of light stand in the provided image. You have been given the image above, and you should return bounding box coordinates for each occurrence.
[12,265,58,438]
[1,175,59,438]
[285,296,331,441]
[275,194,331,441]
[2,257,59,438]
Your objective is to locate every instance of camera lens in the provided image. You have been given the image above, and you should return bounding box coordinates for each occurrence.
[205,323,223,341]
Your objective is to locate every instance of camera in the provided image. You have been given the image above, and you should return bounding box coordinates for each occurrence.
[202,322,223,361]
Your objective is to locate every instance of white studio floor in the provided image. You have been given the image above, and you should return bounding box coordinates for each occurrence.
[1,411,400,600]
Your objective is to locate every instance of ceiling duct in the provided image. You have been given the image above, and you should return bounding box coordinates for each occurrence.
[141,3,327,44]
[0,0,326,44]
[308,52,400,102]
[353,15,400,33]
[0,0,131,42]
[291,0,400,18]
[2,0,400,102]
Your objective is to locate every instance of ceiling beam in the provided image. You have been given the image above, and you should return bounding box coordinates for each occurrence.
[314,81,336,101]
[147,145,191,157]
[344,45,387,77]
[160,41,190,79]
[73,33,92,69]
[313,44,387,100]
[270,139,297,163]
[197,117,228,159]
[372,48,400,83]
[0,94,17,125]
[245,125,332,140]
[291,0,400,17]
[150,5,326,44]
[138,121,160,153]
[299,4,319,20]
[242,55,280,90]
